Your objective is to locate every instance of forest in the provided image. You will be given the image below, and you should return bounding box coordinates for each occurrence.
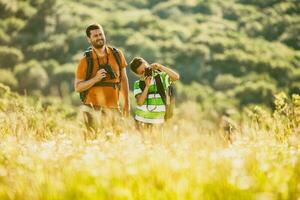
[1,0,299,115]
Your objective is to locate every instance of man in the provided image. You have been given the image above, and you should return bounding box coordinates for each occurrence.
[129,57,180,128]
[75,24,129,135]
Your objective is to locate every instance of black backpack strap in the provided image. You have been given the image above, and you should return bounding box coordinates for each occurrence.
[80,47,94,102]
[154,74,167,105]
[85,49,94,80]
[110,47,122,84]
[139,80,145,91]
[94,82,120,89]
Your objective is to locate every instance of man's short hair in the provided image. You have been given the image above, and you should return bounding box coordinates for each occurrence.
[86,24,103,38]
[130,57,144,73]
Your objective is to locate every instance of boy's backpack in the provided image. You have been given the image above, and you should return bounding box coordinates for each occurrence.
[139,73,175,120]
[79,46,122,103]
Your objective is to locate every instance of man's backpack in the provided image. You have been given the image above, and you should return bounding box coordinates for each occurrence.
[139,73,175,120]
[79,46,122,103]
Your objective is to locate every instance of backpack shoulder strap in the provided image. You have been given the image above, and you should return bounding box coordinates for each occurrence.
[139,80,146,91]
[84,47,94,80]
[79,47,94,102]
[109,46,122,81]
[154,74,167,105]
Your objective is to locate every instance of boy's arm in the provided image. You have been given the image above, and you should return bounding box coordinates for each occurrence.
[136,76,152,106]
[151,63,180,82]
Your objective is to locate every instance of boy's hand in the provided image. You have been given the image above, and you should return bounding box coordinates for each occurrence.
[150,63,163,71]
[144,76,152,87]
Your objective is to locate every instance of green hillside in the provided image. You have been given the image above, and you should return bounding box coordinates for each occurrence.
[0,0,300,112]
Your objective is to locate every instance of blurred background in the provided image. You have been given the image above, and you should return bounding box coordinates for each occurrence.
[0,0,299,118]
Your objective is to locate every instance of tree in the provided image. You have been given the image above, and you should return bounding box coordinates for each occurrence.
[234,80,276,107]
[0,46,23,69]
[213,74,241,90]
[14,60,49,93]
[0,69,18,89]
[51,64,74,98]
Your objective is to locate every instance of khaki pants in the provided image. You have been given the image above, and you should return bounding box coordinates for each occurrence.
[80,105,122,139]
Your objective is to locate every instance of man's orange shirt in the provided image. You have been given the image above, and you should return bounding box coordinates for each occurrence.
[76,46,127,108]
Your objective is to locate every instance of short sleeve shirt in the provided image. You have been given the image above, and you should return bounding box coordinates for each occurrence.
[76,46,127,108]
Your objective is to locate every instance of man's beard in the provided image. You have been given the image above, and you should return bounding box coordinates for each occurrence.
[92,39,105,49]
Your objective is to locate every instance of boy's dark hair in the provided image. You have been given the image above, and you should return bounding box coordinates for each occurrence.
[86,24,103,38]
[130,57,144,73]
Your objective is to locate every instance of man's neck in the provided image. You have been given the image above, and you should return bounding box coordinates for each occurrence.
[93,46,106,57]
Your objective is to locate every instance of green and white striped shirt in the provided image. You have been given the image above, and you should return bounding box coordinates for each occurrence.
[133,71,170,124]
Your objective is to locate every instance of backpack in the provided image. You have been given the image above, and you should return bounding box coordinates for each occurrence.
[79,46,122,103]
[139,73,175,120]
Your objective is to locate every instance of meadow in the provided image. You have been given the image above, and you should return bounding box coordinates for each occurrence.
[1,83,300,200]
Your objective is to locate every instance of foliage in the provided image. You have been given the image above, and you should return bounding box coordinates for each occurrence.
[0,0,299,110]
[14,60,49,93]
[0,46,23,69]
[0,69,18,89]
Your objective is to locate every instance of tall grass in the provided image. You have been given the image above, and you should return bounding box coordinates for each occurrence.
[0,83,299,200]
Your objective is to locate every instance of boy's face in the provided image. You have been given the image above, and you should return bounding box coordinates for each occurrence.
[136,62,150,77]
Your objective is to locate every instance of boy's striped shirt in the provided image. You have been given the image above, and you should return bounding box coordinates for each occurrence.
[133,71,170,124]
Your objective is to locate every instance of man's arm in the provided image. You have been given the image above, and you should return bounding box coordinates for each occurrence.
[120,68,130,116]
[74,69,106,92]
[151,63,180,82]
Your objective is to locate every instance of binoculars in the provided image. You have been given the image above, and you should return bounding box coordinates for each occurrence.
[144,67,153,77]
[99,64,116,81]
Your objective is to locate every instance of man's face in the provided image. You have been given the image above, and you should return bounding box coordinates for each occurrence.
[88,28,106,49]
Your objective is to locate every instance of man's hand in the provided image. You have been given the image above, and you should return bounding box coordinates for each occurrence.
[94,69,106,82]
[122,103,130,117]
[120,67,130,117]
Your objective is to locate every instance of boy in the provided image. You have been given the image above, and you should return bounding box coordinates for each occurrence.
[129,57,180,128]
